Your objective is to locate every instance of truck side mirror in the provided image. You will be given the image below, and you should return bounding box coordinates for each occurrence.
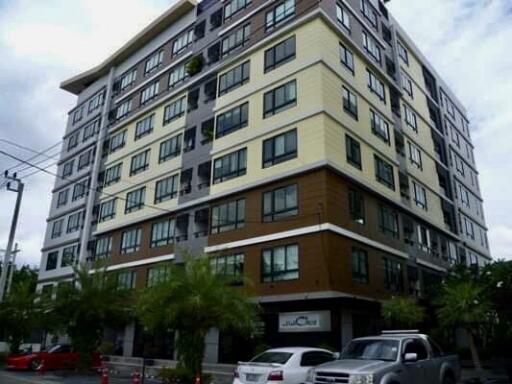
[332,352,341,360]
[404,353,418,363]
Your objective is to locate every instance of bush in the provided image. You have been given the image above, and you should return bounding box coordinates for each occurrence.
[158,366,212,384]
[186,55,204,76]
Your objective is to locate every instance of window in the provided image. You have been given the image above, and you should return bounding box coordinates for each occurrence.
[213,148,247,184]
[130,149,150,176]
[88,91,105,112]
[216,102,249,138]
[150,219,175,248]
[119,69,137,91]
[413,181,427,210]
[169,63,187,88]
[221,24,251,57]
[211,254,244,282]
[121,228,142,254]
[352,248,369,283]
[61,245,78,268]
[266,0,295,30]
[264,80,297,118]
[83,119,100,141]
[360,0,377,28]
[346,134,362,169]
[342,86,358,119]
[117,271,137,290]
[211,199,245,234]
[155,174,179,203]
[367,70,385,102]
[383,257,403,291]
[263,129,297,168]
[125,187,146,213]
[163,97,186,125]
[109,130,127,153]
[263,184,298,222]
[408,142,422,169]
[224,0,251,20]
[362,31,381,64]
[103,163,122,187]
[403,339,428,361]
[77,150,92,170]
[374,155,395,190]
[51,219,63,239]
[464,217,475,240]
[455,154,465,176]
[184,128,196,152]
[57,189,69,208]
[401,73,413,97]
[73,107,83,124]
[336,4,350,31]
[370,110,390,143]
[417,225,430,251]
[262,244,299,282]
[172,30,193,57]
[95,236,112,260]
[99,199,117,222]
[459,184,470,207]
[219,62,250,97]
[145,50,164,74]
[46,251,58,271]
[72,179,88,201]
[67,132,79,151]
[404,104,418,131]
[159,134,182,162]
[378,205,399,238]
[140,82,160,105]
[265,36,295,72]
[397,41,409,65]
[135,114,155,140]
[348,189,365,224]
[66,211,83,233]
[62,160,74,178]
[340,43,354,73]
[115,99,132,120]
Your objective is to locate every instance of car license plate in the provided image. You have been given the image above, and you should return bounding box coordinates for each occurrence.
[245,373,260,382]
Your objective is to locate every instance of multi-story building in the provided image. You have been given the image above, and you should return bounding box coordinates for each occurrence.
[37,0,491,362]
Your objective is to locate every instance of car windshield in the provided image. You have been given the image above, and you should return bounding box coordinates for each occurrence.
[251,352,293,364]
[341,339,399,362]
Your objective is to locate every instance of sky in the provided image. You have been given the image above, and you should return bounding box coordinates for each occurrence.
[0,0,510,268]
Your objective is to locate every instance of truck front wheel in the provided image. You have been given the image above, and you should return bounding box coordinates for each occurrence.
[442,374,455,384]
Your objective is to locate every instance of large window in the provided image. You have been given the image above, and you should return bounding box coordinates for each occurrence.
[263,129,297,168]
[211,254,244,283]
[61,245,79,268]
[340,43,354,73]
[83,119,100,141]
[117,271,137,290]
[342,86,358,119]
[67,132,79,151]
[213,148,247,184]
[109,130,126,153]
[346,134,362,169]
[46,251,58,271]
[77,150,92,171]
[404,104,418,131]
[147,264,172,287]
[163,97,186,125]
[130,149,150,176]
[169,63,187,88]
[145,50,164,74]
[216,102,249,138]
[125,187,146,213]
[103,163,122,187]
[121,228,142,254]
[383,257,403,292]
[150,219,175,248]
[211,199,245,234]
[140,82,160,105]
[62,160,74,178]
[119,69,137,91]
[115,99,132,120]
[172,30,193,56]
[378,205,399,238]
[413,181,428,210]
[224,0,251,20]
[51,219,63,239]
[263,80,297,118]
[367,70,385,102]
[66,211,83,233]
[159,134,182,163]
[362,31,381,64]
[95,236,112,260]
[57,189,68,208]
[374,155,395,190]
[264,36,295,72]
[221,24,251,58]
[397,41,409,65]
[360,0,378,27]
[72,179,88,201]
[352,248,369,284]
[135,114,155,142]
[263,184,298,222]
[348,189,365,225]
[262,244,299,282]
[218,61,250,96]
[408,142,422,169]
[155,174,179,204]
[265,0,295,30]
[99,198,117,222]
[401,73,413,98]
[88,91,105,112]
[370,110,390,144]
[336,3,350,30]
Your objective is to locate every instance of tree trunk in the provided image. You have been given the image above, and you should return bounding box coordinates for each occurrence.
[177,329,206,377]
[467,329,484,379]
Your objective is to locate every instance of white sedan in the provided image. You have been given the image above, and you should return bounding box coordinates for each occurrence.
[233,347,336,384]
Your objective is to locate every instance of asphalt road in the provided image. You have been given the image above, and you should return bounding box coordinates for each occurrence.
[0,370,162,384]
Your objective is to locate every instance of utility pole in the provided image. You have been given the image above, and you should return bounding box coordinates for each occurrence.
[7,243,20,294]
[0,171,24,301]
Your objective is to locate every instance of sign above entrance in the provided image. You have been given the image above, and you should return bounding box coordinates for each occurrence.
[278,311,331,333]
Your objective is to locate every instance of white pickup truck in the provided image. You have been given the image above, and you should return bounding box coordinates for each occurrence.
[307,332,460,384]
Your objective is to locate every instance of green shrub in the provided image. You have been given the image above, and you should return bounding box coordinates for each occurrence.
[158,366,212,384]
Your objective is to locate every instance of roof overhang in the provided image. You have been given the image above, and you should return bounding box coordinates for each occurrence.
[60,0,197,95]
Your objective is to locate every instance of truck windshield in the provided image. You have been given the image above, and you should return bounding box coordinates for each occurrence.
[341,339,399,362]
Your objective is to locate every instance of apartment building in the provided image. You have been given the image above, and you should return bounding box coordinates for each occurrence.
[37,0,491,362]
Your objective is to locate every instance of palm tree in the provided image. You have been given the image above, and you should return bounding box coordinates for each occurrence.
[136,253,259,377]
[46,263,131,369]
[382,297,425,329]
[435,279,492,376]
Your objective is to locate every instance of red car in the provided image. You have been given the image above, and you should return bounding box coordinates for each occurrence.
[6,344,101,371]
